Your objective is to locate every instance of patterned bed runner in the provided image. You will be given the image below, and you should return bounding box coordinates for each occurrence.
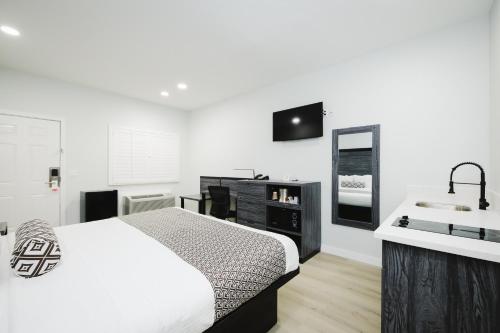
[119,208,286,320]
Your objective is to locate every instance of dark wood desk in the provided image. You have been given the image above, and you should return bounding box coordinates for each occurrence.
[180,191,238,215]
[200,176,249,197]
[185,176,247,216]
[194,176,322,263]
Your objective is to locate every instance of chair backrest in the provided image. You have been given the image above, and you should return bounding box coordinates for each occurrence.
[208,186,231,219]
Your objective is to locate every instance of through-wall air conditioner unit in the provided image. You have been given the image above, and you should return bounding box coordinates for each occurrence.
[123,193,175,215]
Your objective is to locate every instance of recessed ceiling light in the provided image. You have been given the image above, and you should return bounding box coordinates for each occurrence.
[0,25,21,37]
[292,117,301,125]
[177,83,188,90]
[160,91,169,97]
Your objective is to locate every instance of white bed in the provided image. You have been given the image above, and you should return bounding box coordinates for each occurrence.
[0,208,299,333]
[338,187,372,207]
[338,175,372,207]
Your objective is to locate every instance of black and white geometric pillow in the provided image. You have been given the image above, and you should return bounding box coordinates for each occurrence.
[340,180,351,187]
[10,219,61,278]
[341,180,365,188]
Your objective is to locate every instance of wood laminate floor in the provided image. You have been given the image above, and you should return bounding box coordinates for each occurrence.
[270,253,381,333]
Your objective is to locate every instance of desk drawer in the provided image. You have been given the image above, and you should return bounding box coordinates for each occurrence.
[237,219,266,231]
[237,200,265,224]
[238,194,265,203]
[238,199,265,213]
[237,183,265,199]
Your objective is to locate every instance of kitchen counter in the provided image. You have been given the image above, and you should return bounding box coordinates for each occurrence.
[377,187,500,332]
[375,187,500,263]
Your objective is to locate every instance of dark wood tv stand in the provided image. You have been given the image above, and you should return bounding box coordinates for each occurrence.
[236,179,321,263]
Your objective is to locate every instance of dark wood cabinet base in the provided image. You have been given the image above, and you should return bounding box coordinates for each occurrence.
[299,249,320,264]
[382,241,500,333]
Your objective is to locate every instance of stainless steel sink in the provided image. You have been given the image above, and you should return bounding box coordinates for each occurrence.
[415,201,472,212]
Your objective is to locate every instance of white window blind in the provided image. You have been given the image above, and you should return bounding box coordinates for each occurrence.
[109,126,180,185]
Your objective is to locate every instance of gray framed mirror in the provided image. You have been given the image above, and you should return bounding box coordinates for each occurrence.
[332,125,380,230]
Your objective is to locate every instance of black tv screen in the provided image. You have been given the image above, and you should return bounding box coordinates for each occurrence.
[273,102,323,141]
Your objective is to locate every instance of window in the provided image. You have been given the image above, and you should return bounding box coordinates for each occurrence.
[108,126,180,185]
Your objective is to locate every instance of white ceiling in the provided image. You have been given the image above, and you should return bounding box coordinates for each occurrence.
[0,0,493,110]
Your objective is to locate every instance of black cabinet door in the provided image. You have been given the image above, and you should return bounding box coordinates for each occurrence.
[451,255,500,333]
[236,183,266,230]
[237,200,266,224]
[237,183,265,200]
[382,241,500,333]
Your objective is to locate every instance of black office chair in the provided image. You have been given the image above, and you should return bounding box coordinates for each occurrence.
[208,186,236,220]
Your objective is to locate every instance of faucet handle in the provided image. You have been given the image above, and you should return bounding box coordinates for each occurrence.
[448,181,455,194]
[399,216,410,227]
[479,199,490,210]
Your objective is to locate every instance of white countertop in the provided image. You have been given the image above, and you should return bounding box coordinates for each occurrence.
[374,187,500,263]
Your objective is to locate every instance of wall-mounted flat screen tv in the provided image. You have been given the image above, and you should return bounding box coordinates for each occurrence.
[273,102,323,141]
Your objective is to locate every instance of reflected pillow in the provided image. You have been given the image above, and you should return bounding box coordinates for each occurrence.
[342,180,365,188]
[354,175,372,189]
[339,175,354,188]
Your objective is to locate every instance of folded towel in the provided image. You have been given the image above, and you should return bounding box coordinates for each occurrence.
[10,219,61,278]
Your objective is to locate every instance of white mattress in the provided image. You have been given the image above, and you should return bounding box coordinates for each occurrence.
[339,187,371,194]
[0,209,299,333]
[338,187,372,207]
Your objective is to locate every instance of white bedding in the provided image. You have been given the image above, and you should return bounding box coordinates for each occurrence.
[338,187,372,207]
[338,174,372,207]
[339,187,371,194]
[0,208,299,333]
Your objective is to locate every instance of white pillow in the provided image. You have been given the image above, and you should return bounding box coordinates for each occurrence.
[339,175,354,188]
[354,175,372,190]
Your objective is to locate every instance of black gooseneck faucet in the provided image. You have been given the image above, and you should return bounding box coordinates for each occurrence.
[448,162,490,210]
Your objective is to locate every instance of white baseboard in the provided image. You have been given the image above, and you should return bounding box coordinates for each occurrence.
[321,244,382,267]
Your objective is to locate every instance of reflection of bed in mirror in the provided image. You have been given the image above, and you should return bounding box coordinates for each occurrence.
[332,125,380,230]
[338,174,372,222]
[338,176,372,207]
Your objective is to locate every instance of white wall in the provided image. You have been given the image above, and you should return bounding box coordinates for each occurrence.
[491,0,500,205]
[0,68,189,225]
[0,16,491,266]
[187,18,491,265]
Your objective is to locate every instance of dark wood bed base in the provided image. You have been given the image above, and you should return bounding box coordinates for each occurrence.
[204,268,300,333]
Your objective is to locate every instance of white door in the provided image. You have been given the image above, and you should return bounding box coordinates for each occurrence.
[0,114,61,229]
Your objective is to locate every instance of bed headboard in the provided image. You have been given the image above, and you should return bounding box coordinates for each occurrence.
[338,148,372,175]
